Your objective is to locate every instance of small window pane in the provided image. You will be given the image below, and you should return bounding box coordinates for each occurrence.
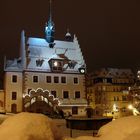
[46,76,51,83]
[75,91,80,98]
[12,92,17,100]
[54,77,59,83]
[12,75,17,83]
[72,106,78,114]
[33,76,38,83]
[51,91,56,98]
[28,89,32,94]
[74,77,78,84]
[63,91,69,99]
[61,77,66,83]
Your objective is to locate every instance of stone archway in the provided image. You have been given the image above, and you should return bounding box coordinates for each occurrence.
[23,88,60,115]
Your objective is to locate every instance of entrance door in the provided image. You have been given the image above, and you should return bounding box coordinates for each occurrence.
[27,101,53,114]
[72,106,78,115]
[11,104,17,113]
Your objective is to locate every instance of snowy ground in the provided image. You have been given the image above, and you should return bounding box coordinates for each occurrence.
[0,113,139,140]
[0,113,13,124]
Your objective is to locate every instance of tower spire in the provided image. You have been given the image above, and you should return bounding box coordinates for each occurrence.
[49,0,52,22]
[45,0,55,48]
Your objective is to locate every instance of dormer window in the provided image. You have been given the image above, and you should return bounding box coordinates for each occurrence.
[49,59,63,72]
[36,59,44,67]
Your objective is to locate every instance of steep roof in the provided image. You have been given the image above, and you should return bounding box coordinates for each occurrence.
[5,35,86,73]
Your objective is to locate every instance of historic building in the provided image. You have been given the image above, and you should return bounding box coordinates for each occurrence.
[3,1,87,115]
[128,70,140,115]
[87,68,135,118]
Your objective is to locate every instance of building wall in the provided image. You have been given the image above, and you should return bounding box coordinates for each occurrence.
[86,68,135,118]
[23,72,85,98]
[4,72,23,112]
[0,90,4,108]
[4,71,87,115]
[22,71,86,116]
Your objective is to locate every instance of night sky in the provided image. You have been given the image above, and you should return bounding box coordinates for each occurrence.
[0,0,140,72]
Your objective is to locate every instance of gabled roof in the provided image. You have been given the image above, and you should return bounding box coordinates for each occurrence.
[5,36,86,73]
[26,37,85,73]
[93,68,135,78]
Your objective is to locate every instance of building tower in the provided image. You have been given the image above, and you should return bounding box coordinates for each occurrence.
[45,0,55,48]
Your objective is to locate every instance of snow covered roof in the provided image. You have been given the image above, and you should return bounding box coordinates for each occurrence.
[93,68,135,78]
[26,37,85,73]
[4,59,22,72]
[5,34,86,73]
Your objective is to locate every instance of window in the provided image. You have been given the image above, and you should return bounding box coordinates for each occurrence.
[46,76,51,83]
[12,92,17,100]
[33,76,38,83]
[28,89,32,94]
[103,79,107,83]
[75,91,80,98]
[72,106,78,114]
[122,95,127,101]
[61,76,66,83]
[51,91,57,98]
[63,91,69,99]
[36,59,44,67]
[49,59,63,72]
[74,77,78,84]
[54,76,59,83]
[12,75,17,83]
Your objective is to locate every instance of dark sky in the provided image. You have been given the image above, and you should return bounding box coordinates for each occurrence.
[0,0,140,72]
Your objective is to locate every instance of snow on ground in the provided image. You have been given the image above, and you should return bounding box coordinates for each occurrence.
[0,112,63,140]
[0,113,140,140]
[97,115,140,140]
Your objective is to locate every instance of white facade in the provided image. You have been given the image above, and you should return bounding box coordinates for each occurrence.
[4,31,87,115]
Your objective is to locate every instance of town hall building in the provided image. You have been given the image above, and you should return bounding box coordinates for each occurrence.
[3,1,87,116]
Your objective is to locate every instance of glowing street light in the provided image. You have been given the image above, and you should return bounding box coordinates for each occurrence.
[128,104,133,110]
[128,104,140,116]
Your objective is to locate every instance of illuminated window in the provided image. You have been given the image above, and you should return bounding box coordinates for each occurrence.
[63,91,69,99]
[51,91,56,98]
[12,92,17,100]
[54,77,59,83]
[75,91,80,98]
[49,59,63,72]
[12,75,17,83]
[61,76,66,83]
[46,76,51,83]
[33,76,38,83]
[74,77,78,84]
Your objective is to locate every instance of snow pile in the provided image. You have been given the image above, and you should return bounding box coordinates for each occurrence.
[98,116,140,140]
[0,112,62,140]
[1,113,140,140]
